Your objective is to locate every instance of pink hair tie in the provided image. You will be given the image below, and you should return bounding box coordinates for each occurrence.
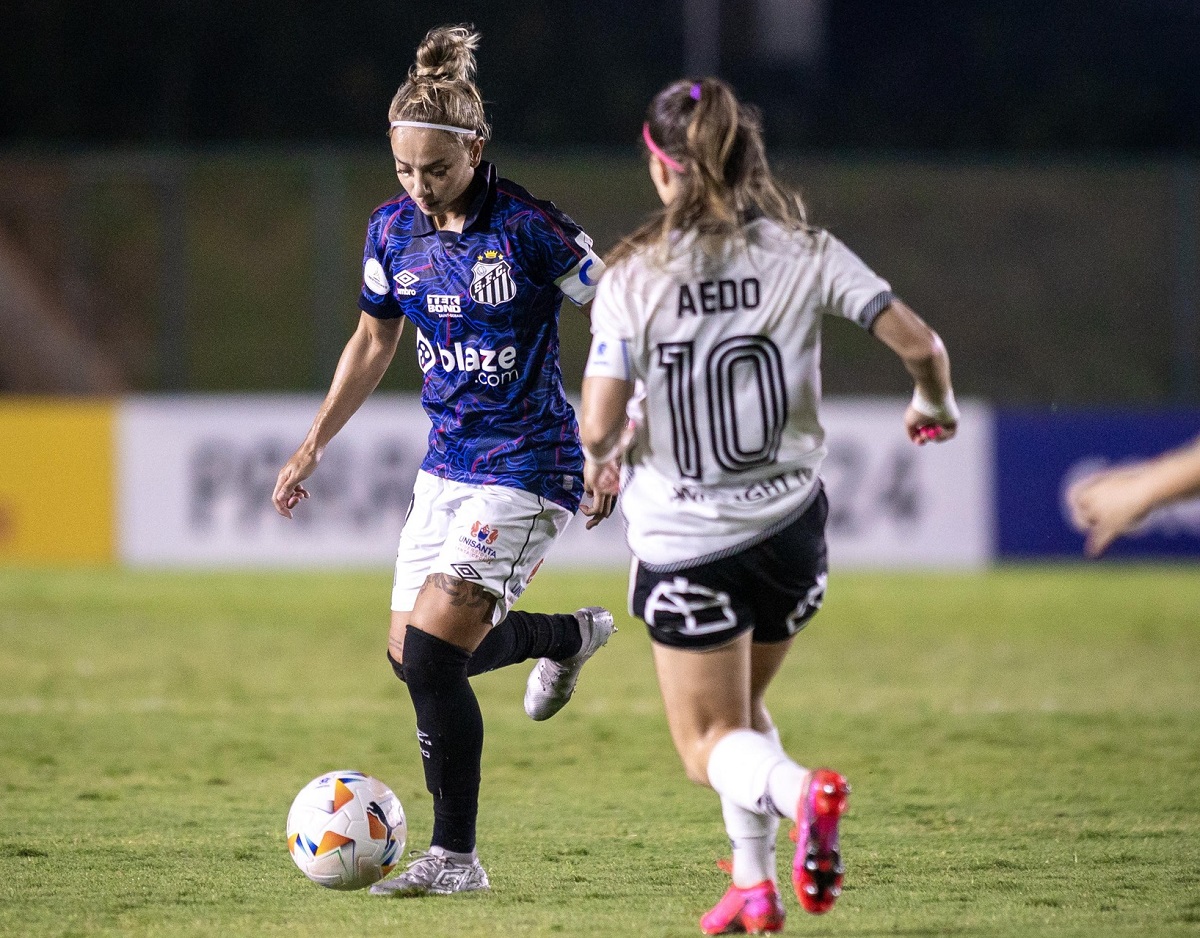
[690,82,702,101]
[642,122,686,174]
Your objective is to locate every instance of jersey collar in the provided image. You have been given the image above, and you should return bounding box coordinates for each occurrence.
[408,161,497,237]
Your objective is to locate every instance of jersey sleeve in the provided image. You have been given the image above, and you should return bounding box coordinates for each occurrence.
[357,215,403,320]
[523,199,606,305]
[819,233,893,329]
[585,262,639,380]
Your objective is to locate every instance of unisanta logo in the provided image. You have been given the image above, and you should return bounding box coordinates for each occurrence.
[414,330,519,386]
[470,521,500,545]
[457,521,501,560]
[469,249,516,306]
[394,269,420,296]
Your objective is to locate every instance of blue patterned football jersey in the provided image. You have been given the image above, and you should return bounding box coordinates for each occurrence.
[358,161,604,511]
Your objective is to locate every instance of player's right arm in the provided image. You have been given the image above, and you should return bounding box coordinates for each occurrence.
[272,312,404,518]
[870,299,958,445]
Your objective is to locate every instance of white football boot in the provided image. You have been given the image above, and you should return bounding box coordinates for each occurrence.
[369,849,490,897]
[523,607,615,721]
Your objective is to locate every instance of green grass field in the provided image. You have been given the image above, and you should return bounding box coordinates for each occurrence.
[1,566,1198,937]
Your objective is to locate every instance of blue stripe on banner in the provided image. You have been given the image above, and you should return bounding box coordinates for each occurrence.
[995,409,1200,558]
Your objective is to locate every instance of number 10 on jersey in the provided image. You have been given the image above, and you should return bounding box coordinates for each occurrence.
[658,334,788,480]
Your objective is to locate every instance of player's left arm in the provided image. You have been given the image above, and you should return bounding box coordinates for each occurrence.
[871,300,958,445]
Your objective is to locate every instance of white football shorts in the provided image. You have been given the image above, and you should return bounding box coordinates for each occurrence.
[391,470,573,624]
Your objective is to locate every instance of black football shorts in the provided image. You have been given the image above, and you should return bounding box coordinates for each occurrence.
[631,486,829,650]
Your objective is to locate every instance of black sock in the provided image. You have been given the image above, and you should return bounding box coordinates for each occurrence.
[467,611,582,676]
[401,625,483,854]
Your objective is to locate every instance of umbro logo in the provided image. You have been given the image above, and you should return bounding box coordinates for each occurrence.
[394,269,419,296]
[432,867,472,889]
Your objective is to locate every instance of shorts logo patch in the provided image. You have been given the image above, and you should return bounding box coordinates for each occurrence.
[469,250,516,306]
[785,572,827,634]
[470,521,500,546]
[645,577,736,636]
[451,562,481,580]
[456,521,500,560]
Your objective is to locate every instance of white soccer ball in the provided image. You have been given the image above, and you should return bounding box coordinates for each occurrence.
[286,770,406,890]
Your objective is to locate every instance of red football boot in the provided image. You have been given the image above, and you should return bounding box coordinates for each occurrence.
[700,880,786,935]
[792,768,850,915]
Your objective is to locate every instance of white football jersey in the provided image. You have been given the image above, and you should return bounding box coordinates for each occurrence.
[587,220,892,569]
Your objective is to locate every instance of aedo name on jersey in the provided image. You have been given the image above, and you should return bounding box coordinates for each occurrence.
[677,277,761,316]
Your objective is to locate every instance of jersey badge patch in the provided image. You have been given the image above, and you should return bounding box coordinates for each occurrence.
[469,249,516,307]
[364,258,389,295]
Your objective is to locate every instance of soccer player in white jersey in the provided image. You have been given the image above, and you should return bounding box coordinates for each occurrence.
[272,25,617,897]
[580,77,959,933]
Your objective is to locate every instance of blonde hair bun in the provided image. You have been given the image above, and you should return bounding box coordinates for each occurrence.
[411,25,480,84]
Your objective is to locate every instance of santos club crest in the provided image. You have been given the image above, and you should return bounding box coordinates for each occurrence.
[469,249,516,306]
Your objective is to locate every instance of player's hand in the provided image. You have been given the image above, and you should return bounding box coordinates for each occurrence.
[1067,467,1152,558]
[272,448,319,519]
[905,406,957,446]
[580,489,617,530]
[582,454,620,529]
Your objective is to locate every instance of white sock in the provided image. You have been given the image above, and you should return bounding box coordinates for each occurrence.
[707,729,808,823]
[721,798,777,887]
[718,725,783,887]
[761,723,782,845]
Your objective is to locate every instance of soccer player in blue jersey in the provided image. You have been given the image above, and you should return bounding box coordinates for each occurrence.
[272,24,616,896]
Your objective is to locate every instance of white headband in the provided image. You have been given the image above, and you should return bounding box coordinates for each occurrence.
[389,120,476,135]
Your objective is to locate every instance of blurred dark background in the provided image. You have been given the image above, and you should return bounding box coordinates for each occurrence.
[1,0,1198,402]
[4,0,1199,151]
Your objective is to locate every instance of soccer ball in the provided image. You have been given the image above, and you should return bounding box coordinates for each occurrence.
[286,770,406,890]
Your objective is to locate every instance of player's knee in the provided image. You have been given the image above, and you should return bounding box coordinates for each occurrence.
[386,651,406,683]
[401,625,472,693]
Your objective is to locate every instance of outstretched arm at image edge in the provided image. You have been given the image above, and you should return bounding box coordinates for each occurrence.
[870,300,958,445]
[1068,435,1200,557]
[272,313,404,517]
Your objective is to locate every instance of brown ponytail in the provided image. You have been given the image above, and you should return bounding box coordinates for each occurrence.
[388,25,491,142]
[609,77,805,266]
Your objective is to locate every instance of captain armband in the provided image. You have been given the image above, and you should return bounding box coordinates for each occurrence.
[556,252,606,305]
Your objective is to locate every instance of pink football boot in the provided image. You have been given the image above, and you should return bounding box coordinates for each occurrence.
[700,880,785,935]
[792,768,850,914]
